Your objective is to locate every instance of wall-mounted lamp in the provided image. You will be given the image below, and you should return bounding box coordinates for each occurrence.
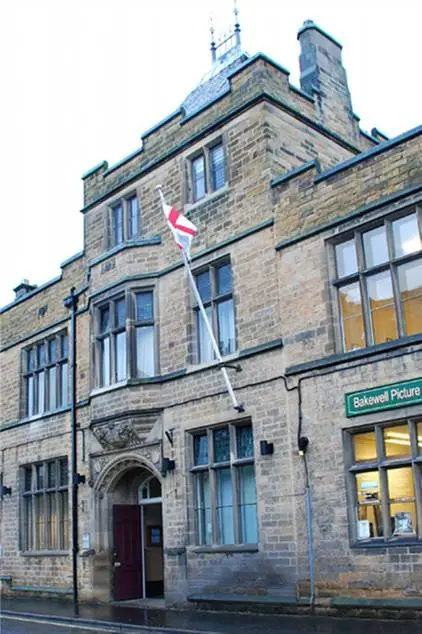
[1,485,12,497]
[161,457,176,477]
[260,440,274,456]
[298,436,309,455]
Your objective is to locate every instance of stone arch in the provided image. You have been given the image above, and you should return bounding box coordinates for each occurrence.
[94,451,162,495]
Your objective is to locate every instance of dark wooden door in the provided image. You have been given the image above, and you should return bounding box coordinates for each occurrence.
[113,505,142,601]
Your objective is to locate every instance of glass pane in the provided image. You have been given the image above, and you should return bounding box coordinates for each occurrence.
[38,371,45,413]
[335,240,358,277]
[418,422,422,454]
[197,306,214,363]
[136,326,155,377]
[60,363,68,407]
[61,334,68,359]
[392,213,421,258]
[48,367,57,410]
[115,298,126,329]
[59,490,69,549]
[37,343,46,368]
[194,434,208,465]
[363,225,389,268]
[216,468,234,544]
[27,376,34,417]
[355,471,383,539]
[339,283,365,351]
[367,271,397,344]
[47,493,57,549]
[195,271,211,303]
[213,427,230,462]
[27,348,35,371]
[192,155,206,201]
[216,263,232,296]
[59,459,68,487]
[398,260,422,336]
[387,467,416,536]
[35,495,45,549]
[238,464,258,543]
[36,464,44,490]
[47,462,56,488]
[236,425,254,458]
[115,331,127,381]
[100,306,110,334]
[384,424,411,458]
[48,339,57,363]
[217,299,236,355]
[149,478,161,498]
[136,292,153,322]
[195,472,212,545]
[113,204,124,244]
[353,431,377,462]
[210,144,225,191]
[127,196,139,238]
[101,337,110,386]
[24,467,32,492]
[23,497,33,550]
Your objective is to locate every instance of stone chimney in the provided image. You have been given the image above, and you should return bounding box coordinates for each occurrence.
[13,279,37,300]
[297,20,359,146]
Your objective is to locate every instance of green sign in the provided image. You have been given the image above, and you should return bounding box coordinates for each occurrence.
[345,378,422,417]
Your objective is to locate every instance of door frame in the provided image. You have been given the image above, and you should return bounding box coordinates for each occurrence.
[138,485,163,597]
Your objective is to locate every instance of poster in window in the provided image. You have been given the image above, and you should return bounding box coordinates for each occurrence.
[147,526,162,546]
[393,512,414,535]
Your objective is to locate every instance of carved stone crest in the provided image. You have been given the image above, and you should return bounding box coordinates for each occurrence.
[92,421,139,450]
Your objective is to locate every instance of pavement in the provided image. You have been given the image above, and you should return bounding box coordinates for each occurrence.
[1,595,422,634]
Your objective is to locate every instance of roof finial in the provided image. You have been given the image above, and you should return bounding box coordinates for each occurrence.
[210,15,217,62]
[234,0,241,46]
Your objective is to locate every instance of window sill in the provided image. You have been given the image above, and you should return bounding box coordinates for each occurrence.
[1,407,71,431]
[351,538,422,550]
[189,544,259,554]
[286,333,422,375]
[20,550,69,557]
[185,185,229,215]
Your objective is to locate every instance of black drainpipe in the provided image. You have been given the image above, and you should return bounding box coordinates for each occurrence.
[64,287,80,615]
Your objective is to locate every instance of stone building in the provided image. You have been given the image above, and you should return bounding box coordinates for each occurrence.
[1,19,421,614]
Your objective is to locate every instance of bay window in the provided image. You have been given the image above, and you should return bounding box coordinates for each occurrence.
[95,290,156,387]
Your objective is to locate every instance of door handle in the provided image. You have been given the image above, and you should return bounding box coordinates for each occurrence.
[114,561,121,567]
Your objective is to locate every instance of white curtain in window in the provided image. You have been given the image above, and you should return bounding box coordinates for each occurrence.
[217,299,235,355]
[238,464,258,543]
[136,326,155,377]
[115,331,127,381]
[101,337,110,386]
[198,306,214,362]
[216,468,234,544]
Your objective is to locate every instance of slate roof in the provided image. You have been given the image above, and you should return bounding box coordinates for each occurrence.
[181,44,248,118]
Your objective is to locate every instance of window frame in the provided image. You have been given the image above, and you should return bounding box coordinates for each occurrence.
[187,139,227,204]
[20,457,69,553]
[193,259,236,364]
[108,192,140,248]
[190,422,258,547]
[94,288,157,388]
[344,417,422,547]
[332,206,422,352]
[23,332,68,418]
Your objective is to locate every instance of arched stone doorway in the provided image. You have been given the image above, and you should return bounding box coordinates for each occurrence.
[93,455,163,602]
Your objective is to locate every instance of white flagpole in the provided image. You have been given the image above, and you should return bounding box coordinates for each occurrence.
[156,187,244,413]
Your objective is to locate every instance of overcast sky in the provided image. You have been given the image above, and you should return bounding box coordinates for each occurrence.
[0,0,420,307]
